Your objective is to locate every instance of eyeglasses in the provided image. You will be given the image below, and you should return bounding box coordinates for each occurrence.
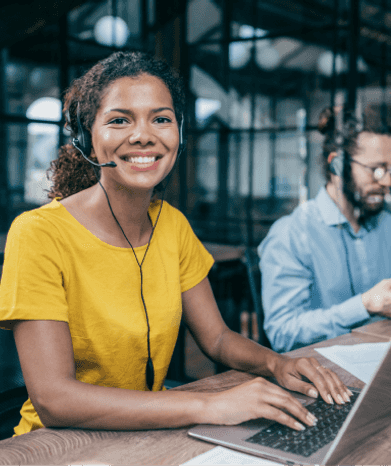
[350,158,391,182]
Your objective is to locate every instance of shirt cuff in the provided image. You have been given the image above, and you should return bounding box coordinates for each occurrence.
[342,294,370,328]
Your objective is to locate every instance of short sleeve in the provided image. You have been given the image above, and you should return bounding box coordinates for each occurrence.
[0,212,69,328]
[176,212,214,293]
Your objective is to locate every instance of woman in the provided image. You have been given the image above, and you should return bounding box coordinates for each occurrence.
[0,51,351,436]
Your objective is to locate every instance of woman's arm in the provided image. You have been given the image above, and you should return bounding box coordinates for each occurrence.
[14,318,316,431]
[13,276,349,432]
[13,320,209,430]
[182,277,353,407]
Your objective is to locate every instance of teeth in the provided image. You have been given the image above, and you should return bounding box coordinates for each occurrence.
[124,156,156,164]
[367,195,382,203]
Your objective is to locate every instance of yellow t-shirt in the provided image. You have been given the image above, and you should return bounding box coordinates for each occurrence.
[0,199,214,435]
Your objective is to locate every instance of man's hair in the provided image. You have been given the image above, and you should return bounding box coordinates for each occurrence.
[318,105,391,181]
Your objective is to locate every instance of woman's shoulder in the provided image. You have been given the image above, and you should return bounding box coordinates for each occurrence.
[10,199,64,233]
[7,199,69,246]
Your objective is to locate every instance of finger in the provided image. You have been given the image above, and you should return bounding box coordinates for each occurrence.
[317,366,352,403]
[259,386,317,427]
[292,358,334,404]
[280,366,319,399]
[260,405,307,432]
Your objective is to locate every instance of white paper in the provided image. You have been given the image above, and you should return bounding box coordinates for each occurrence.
[180,446,284,465]
[315,342,391,383]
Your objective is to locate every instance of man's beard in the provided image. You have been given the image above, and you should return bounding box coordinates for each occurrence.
[343,178,385,225]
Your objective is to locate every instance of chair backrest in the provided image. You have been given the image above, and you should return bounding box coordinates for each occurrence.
[243,248,270,348]
[0,385,27,440]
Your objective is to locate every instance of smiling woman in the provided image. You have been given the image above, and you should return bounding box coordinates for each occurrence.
[0,51,352,438]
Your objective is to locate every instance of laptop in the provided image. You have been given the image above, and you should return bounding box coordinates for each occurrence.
[188,342,391,465]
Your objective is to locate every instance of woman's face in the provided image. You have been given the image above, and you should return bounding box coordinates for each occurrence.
[90,74,180,193]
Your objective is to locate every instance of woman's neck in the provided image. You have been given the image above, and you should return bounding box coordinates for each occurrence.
[62,182,155,248]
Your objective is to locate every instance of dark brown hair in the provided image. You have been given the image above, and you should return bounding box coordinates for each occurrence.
[318,105,391,181]
[48,51,185,199]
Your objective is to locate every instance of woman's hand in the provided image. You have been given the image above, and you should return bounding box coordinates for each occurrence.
[205,377,317,430]
[272,355,352,405]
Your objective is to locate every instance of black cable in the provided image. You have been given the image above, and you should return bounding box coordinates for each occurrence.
[92,163,169,391]
[339,225,356,297]
[76,114,184,390]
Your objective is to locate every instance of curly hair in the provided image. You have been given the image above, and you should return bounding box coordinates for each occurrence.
[318,104,391,182]
[48,51,185,199]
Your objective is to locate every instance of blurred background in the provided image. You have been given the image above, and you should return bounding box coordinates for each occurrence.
[0,0,389,247]
[0,0,390,414]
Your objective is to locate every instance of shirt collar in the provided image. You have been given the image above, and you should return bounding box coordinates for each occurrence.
[315,186,348,227]
[315,186,380,232]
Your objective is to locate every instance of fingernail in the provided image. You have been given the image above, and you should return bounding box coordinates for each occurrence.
[343,392,350,402]
[327,394,334,404]
[295,422,306,431]
[306,413,317,425]
[337,395,345,404]
[309,389,318,398]
[347,389,353,396]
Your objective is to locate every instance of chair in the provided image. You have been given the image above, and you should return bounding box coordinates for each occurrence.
[0,385,27,440]
[242,248,271,348]
[165,323,190,387]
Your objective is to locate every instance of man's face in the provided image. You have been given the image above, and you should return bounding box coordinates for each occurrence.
[344,132,391,220]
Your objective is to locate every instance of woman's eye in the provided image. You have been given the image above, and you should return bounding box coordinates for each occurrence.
[155,117,172,124]
[110,118,127,124]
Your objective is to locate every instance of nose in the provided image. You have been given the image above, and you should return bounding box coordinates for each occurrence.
[128,120,155,146]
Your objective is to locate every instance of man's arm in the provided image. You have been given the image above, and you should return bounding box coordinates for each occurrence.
[259,223,370,353]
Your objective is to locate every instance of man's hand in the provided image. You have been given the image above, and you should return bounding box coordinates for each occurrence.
[362,279,391,317]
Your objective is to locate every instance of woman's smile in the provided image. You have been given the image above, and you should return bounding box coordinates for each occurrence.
[90,74,179,191]
[119,151,162,171]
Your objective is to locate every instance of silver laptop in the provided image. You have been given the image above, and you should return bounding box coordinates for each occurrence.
[188,343,391,465]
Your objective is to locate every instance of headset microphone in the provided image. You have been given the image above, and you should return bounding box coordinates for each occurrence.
[72,138,117,167]
[73,103,117,168]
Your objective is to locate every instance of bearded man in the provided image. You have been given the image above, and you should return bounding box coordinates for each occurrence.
[258,107,391,352]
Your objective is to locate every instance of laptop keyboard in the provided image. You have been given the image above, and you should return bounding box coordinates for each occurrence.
[246,391,360,458]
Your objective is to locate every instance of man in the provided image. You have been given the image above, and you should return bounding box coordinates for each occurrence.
[258,107,391,352]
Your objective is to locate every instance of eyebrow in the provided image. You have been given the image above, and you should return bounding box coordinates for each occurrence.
[104,107,175,115]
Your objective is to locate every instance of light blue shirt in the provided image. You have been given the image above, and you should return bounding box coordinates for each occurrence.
[258,187,390,352]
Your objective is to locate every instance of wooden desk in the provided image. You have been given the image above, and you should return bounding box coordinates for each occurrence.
[352,318,391,341]
[0,331,390,465]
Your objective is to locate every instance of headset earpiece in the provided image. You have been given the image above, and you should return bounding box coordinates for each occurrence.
[74,102,92,157]
[329,153,344,177]
[72,102,116,168]
[178,115,184,156]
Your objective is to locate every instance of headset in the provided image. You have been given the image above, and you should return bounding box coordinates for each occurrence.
[72,102,185,391]
[72,103,185,167]
[329,152,344,177]
[328,110,363,178]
